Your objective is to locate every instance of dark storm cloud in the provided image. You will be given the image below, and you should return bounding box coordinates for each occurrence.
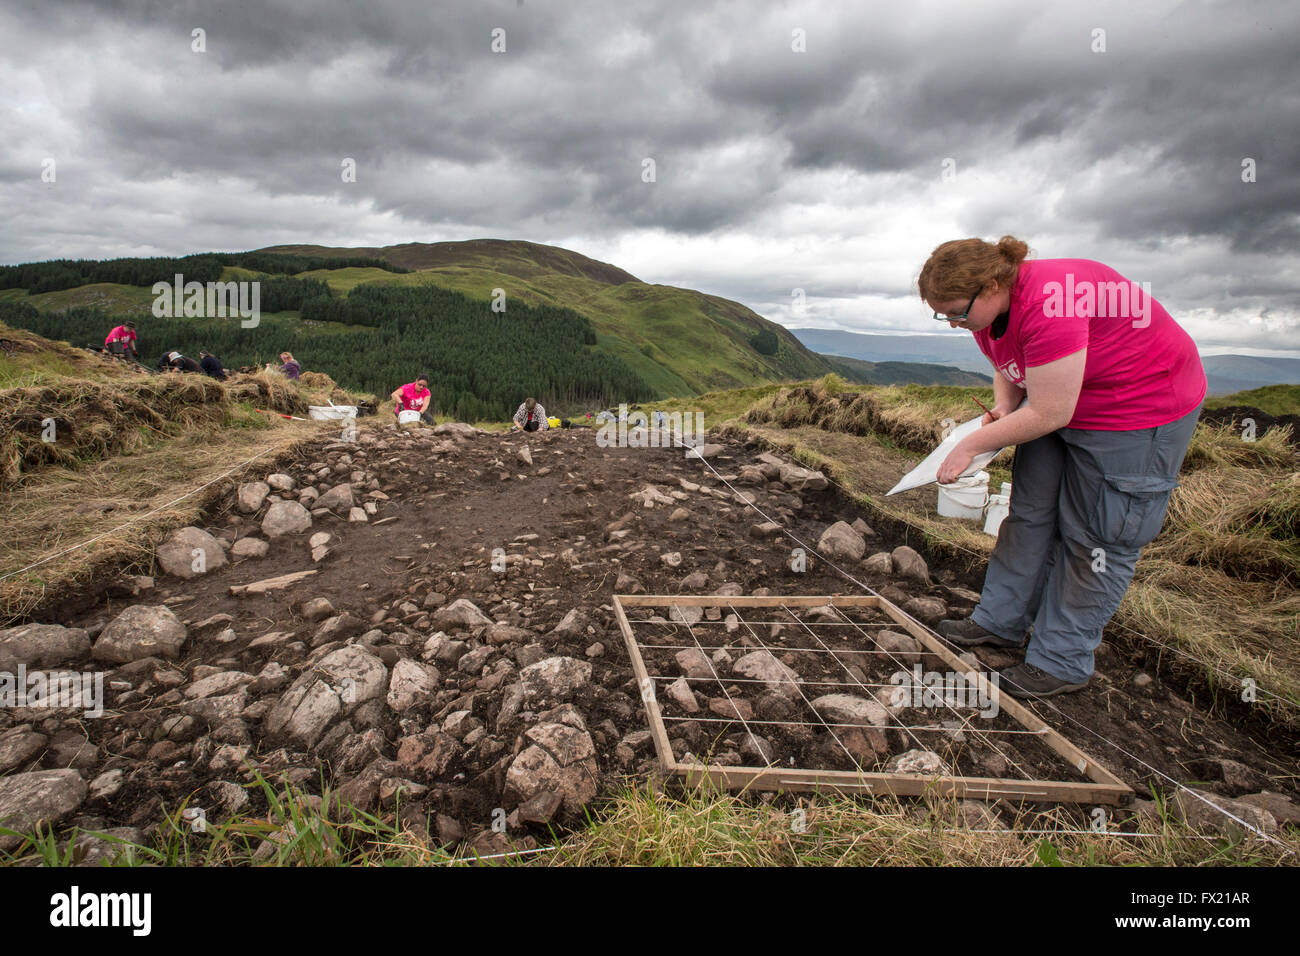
[1,0,1298,343]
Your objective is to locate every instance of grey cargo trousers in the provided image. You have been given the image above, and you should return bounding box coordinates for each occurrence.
[970,403,1201,683]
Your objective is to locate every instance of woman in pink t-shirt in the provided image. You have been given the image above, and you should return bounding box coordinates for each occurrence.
[916,236,1206,698]
[391,374,434,424]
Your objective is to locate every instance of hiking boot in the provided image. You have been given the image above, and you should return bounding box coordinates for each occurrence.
[937,619,1023,648]
[998,663,1090,699]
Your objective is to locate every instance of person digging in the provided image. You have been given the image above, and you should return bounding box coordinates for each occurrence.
[918,235,1205,699]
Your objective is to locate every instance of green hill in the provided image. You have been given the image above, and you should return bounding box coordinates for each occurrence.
[259,239,835,395]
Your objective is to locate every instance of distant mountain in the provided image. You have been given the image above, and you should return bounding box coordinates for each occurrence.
[791,328,990,373]
[823,354,992,387]
[793,327,1300,395]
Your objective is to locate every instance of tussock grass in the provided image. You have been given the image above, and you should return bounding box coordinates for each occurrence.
[0,377,227,488]
[746,375,997,455]
[6,775,1293,867]
[1182,420,1297,471]
[542,784,1296,867]
[1151,466,1300,583]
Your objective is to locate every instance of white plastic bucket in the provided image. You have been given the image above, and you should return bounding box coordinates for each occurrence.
[937,470,989,519]
[308,404,358,421]
[983,482,1012,536]
[397,409,421,425]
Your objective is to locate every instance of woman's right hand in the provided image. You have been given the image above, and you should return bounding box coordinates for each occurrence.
[981,405,1012,426]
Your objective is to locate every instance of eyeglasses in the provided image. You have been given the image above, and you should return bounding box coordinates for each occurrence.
[933,292,978,322]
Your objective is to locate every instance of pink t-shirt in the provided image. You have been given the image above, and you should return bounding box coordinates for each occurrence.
[973,259,1206,430]
[105,325,136,346]
[395,382,430,412]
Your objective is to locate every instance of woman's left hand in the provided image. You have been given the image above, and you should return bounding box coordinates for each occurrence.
[937,440,976,485]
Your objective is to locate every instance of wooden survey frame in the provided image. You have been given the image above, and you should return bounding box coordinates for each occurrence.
[613,593,1132,805]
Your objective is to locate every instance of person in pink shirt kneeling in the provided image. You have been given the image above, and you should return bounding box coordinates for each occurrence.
[392,374,434,425]
[918,235,1206,698]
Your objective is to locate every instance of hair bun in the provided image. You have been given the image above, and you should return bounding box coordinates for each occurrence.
[996,235,1029,263]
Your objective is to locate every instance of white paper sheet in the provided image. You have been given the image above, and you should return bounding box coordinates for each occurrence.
[886,414,1007,495]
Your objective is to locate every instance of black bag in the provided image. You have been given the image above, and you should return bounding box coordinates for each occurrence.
[560,418,571,429]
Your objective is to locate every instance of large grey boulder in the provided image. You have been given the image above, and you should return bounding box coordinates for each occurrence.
[0,769,88,851]
[316,483,354,512]
[92,605,187,663]
[264,646,388,748]
[817,521,866,562]
[261,500,313,537]
[503,722,600,815]
[0,623,90,671]
[156,526,228,579]
[237,481,270,514]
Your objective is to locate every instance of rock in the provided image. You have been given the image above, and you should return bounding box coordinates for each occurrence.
[740,735,776,764]
[387,660,440,711]
[433,422,478,439]
[903,597,947,626]
[0,623,90,670]
[93,605,187,663]
[520,657,592,701]
[0,769,87,851]
[674,648,714,680]
[876,630,923,664]
[261,500,313,537]
[517,446,533,466]
[660,551,683,568]
[156,526,228,579]
[1237,791,1300,826]
[809,694,889,728]
[681,571,709,589]
[778,463,828,493]
[311,613,365,648]
[0,728,47,775]
[550,609,591,641]
[884,749,949,774]
[457,646,494,675]
[890,546,930,584]
[708,697,754,721]
[266,473,296,491]
[517,790,563,825]
[817,521,866,562]
[668,605,703,626]
[301,597,335,623]
[862,552,893,574]
[665,677,699,712]
[504,723,600,815]
[184,670,254,699]
[231,537,269,559]
[486,624,535,645]
[88,768,125,802]
[1169,788,1278,839]
[749,521,782,539]
[431,598,493,630]
[264,646,387,748]
[348,507,368,523]
[851,518,875,538]
[684,443,725,460]
[668,507,690,522]
[1133,672,1154,688]
[316,483,355,512]
[237,481,270,514]
[733,650,801,698]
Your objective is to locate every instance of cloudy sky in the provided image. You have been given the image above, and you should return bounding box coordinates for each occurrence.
[3,0,1298,356]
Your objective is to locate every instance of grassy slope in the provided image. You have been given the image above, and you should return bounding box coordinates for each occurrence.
[267,239,835,398]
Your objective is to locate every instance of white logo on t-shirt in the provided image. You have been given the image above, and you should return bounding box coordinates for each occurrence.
[998,360,1022,384]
